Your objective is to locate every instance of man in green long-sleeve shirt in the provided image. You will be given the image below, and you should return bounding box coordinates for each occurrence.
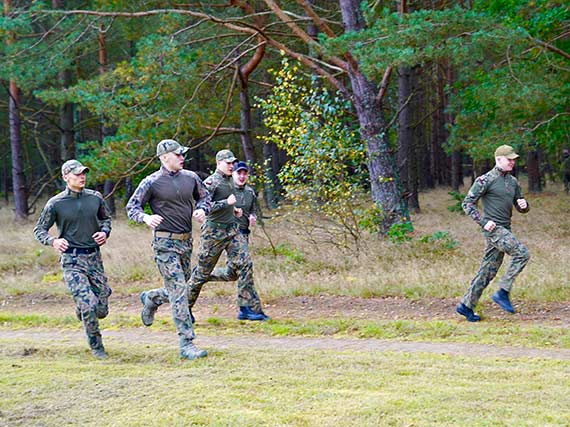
[187,150,267,321]
[457,145,530,322]
[34,160,112,358]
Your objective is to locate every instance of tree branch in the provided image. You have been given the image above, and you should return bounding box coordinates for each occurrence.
[295,0,336,38]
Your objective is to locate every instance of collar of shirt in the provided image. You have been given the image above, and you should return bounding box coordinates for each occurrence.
[215,169,231,181]
[494,166,510,176]
[66,187,83,198]
[160,165,180,177]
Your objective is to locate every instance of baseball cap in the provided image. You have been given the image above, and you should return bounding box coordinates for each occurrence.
[216,149,237,162]
[494,145,519,159]
[61,159,89,175]
[156,139,189,157]
[234,161,249,172]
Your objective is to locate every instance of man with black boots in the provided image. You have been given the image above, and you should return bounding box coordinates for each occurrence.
[126,139,211,360]
[34,160,112,358]
[457,145,530,322]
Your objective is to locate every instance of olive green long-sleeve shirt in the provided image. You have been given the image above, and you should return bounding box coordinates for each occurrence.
[462,166,529,229]
[234,184,260,232]
[34,187,112,248]
[204,170,236,225]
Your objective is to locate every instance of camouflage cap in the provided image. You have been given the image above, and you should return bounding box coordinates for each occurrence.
[216,149,237,163]
[156,139,189,157]
[61,159,89,176]
[494,145,519,159]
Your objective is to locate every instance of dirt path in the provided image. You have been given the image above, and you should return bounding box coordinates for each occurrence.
[3,295,570,361]
[2,328,570,360]
[3,294,570,325]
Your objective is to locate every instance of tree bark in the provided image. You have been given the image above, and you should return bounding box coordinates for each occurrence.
[98,27,116,216]
[340,0,409,232]
[237,69,256,164]
[5,0,28,221]
[53,0,75,162]
[527,149,542,193]
[397,66,413,209]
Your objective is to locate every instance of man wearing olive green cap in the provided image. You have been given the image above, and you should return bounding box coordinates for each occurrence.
[34,159,112,358]
[187,149,268,321]
[456,145,530,322]
[126,139,211,360]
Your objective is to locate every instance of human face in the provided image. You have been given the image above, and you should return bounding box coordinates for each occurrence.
[233,169,249,186]
[217,160,234,176]
[161,151,185,172]
[496,155,516,172]
[63,172,87,192]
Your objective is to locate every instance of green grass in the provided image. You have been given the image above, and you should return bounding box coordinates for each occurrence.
[2,312,570,350]
[1,337,569,426]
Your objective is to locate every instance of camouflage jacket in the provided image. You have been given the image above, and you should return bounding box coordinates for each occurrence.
[126,166,211,234]
[34,187,112,248]
[462,166,529,228]
[204,170,235,225]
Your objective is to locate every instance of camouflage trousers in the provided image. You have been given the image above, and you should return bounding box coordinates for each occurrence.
[563,172,570,194]
[146,236,195,342]
[462,226,530,309]
[60,250,111,351]
[188,222,262,312]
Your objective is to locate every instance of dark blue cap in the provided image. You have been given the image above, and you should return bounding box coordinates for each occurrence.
[234,161,249,172]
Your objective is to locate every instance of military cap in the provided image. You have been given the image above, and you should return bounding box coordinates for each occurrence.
[156,139,189,157]
[494,145,519,159]
[216,149,237,162]
[61,159,89,176]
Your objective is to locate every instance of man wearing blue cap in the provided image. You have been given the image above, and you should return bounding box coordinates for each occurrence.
[187,151,269,321]
[208,161,269,319]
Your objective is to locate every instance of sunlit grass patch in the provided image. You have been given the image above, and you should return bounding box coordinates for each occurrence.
[1,336,570,426]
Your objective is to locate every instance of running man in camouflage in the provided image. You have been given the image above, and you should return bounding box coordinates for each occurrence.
[188,150,269,321]
[126,139,211,360]
[34,160,112,359]
[208,161,269,320]
[456,145,530,322]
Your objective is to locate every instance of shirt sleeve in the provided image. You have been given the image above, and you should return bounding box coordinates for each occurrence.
[193,174,212,215]
[96,192,113,237]
[126,178,152,223]
[33,201,57,246]
[462,176,488,227]
[204,175,228,214]
[250,188,261,221]
[513,179,530,213]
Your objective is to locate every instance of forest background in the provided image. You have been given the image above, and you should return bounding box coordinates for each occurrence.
[1,2,570,425]
[1,0,568,236]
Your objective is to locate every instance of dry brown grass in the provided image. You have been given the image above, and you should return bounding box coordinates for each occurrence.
[1,181,569,303]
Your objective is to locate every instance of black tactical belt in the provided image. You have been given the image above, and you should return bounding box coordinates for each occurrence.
[154,231,192,240]
[64,247,99,255]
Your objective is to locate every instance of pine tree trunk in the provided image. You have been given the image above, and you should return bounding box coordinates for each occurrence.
[340,0,410,232]
[237,73,256,164]
[397,66,413,210]
[451,150,463,191]
[98,28,116,216]
[5,0,28,221]
[52,0,75,161]
[527,149,542,193]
